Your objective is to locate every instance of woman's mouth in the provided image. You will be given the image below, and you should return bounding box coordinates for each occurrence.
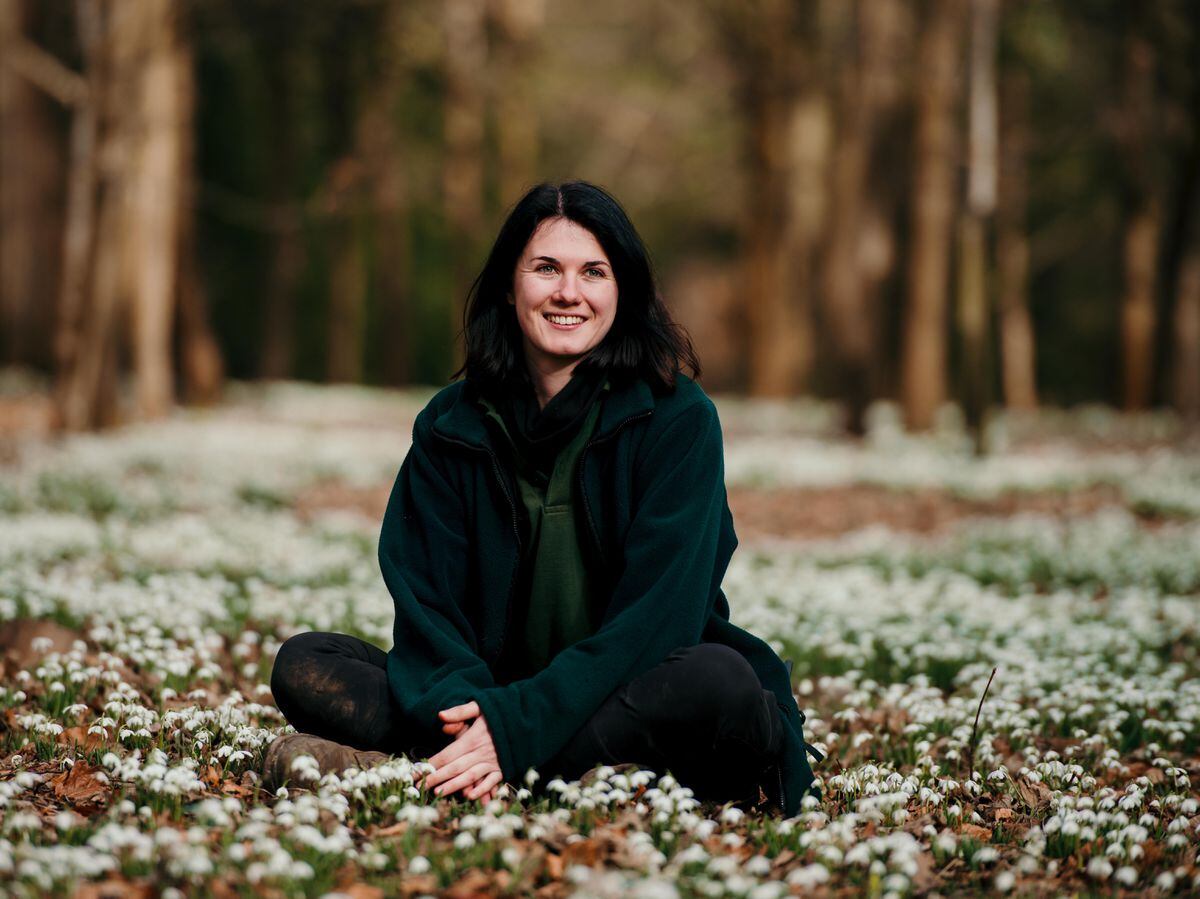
[543,313,587,330]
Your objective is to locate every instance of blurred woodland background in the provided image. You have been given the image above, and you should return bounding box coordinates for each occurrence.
[1,0,1199,435]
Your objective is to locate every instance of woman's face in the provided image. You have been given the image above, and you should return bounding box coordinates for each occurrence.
[508,216,618,374]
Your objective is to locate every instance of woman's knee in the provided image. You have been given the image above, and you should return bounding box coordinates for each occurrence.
[670,643,764,709]
[269,631,339,703]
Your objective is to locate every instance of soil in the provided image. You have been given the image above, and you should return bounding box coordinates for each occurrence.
[291,479,1164,542]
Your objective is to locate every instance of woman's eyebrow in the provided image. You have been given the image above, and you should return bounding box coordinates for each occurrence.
[531,255,609,267]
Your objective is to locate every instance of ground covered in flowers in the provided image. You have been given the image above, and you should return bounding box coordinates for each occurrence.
[1,378,1198,897]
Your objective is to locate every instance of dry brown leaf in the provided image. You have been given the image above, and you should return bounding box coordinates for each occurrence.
[206,878,239,899]
[399,874,439,896]
[59,725,106,752]
[544,851,563,880]
[770,849,798,872]
[372,820,410,838]
[959,823,992,842]
[561,837,605,868]
[1016,777,1052,811]
[337,883,385,899]
[50,761,109,809]
[72,878,155,899]
[444,868,503,899]
[995,807,1014,821]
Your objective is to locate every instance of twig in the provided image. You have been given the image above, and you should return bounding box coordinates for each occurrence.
[966,666,998,776]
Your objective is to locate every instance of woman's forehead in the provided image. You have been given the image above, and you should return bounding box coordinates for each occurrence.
[524,217,608,261]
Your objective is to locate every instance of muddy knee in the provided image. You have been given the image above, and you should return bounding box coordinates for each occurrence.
[270,631,337,718]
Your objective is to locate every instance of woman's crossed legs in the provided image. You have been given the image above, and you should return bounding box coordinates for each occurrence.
[269,632,784,806]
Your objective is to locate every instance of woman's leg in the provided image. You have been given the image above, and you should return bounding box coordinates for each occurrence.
[269,631,439,758]
[541,643,784,804]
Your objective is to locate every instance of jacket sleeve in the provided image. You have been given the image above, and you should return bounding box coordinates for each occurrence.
[470,398,727,783]
[378,405,498,744]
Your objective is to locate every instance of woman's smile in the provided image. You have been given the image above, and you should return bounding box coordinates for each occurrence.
[543,312,588,329]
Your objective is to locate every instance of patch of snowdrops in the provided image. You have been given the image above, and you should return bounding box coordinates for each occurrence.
[0,381,1196,896]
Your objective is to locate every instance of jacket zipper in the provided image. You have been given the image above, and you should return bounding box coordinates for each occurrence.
[433,433,521,661]
[576,410,653,573]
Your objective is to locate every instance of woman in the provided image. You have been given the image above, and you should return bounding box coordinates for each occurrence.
[267,181,820,814]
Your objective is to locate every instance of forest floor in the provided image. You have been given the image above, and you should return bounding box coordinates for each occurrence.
[1,379,1198,897]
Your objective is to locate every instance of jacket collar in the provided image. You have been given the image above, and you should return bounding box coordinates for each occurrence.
[432,374,655,450]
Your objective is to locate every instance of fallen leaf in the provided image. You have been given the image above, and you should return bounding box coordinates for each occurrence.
[337,883,384,899]
[50,761,109,809]
[444,868,500,899]
[59,725,106,752]
[995,808,1014,821]
[561,837,605,868]
[960,823,991,842]
[400,874,439,897]
[372,820,410,838]
[72,877,155,899]
[1015,777,1052,811]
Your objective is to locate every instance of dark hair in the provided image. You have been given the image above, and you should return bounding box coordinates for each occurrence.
[450,180,700,393]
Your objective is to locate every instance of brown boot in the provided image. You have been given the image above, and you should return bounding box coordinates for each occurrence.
[261,733,391,794]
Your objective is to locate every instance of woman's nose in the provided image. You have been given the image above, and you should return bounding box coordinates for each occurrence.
[553,274,581,302]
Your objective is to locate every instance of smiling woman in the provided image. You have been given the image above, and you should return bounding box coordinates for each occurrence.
[506,218,619,408]
[266,181,820,815]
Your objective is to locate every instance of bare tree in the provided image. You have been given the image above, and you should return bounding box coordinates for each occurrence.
[442,0,487,373]
[900,0,963,431]
[708,0,820,397]
[996,63,1037,412]
[819,0,906,432]
[0,0,64,370]
[326,158,368,384]
[956,0,999,451]
[489,0,544,206]
[1116,21,1162,410]
[45,0,211,430]
[357,0,414,386]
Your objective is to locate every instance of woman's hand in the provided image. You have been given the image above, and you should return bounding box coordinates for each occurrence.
[420,701,504,802]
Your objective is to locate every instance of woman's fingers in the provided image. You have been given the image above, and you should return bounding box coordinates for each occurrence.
[438,701,481,722]
[432,762,494,798]
[466,770,503,801]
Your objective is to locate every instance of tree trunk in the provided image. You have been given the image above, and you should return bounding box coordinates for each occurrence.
[257,43,302,380]
[1117,28,1160,410]
[744,87,814,397]
[900,0,962,431]
[1173,251,1200,421]
[1121,204,1161,410]
[956,0,998,452]
[710,0,818,397]
[127,0,184,420]
[442,0,487,374]
[996,67,1037,410]
[0,0,63,369]
[490,0,543,205]
[327,185,367,384]
[819,0,903,431]
[174,27,223,406]
[357,4,412,386]
[54,0,128,432]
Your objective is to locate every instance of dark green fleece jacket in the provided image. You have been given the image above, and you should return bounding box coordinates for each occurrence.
[378,370,817,814]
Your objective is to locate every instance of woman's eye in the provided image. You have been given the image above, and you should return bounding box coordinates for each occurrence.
[586,268,606,278]
[536,263,556,274]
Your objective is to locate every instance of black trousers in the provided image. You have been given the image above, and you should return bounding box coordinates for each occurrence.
[269,631,786,805]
